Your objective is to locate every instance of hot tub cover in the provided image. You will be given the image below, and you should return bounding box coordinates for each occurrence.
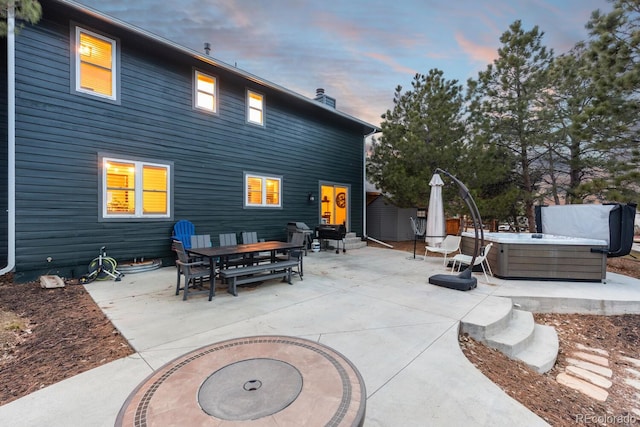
[535,203,636,257]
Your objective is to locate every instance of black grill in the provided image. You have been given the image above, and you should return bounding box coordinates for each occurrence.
[286,222,314,251]
[315,224,347,254]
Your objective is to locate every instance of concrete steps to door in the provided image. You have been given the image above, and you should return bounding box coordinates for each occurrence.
[461,296,559,374]
[320,232,366,251]
[344,232,366,250]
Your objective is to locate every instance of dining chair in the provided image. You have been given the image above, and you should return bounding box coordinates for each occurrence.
[278,232,304,280]
[190,234,212,249]
[173,240,212,300]
[241,231,258,244]
[219,233,238,246]
[219,233,244,267]
[241,231,270,263]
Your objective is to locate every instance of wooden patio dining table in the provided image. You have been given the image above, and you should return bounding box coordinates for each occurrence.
[187,241,303,296]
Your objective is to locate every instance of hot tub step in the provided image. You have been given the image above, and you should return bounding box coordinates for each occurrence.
[461,299,559,374]
[460,296,513,341]
[484,309,535,358]
[514,324,559,373]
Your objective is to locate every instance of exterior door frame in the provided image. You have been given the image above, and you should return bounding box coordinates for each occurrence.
[319,182,350,230]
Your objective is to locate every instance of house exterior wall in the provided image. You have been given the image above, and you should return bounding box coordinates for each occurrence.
[1,2,372,281]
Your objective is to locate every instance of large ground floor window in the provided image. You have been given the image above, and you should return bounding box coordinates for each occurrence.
[101,155,172,220]
[245,172,282,208]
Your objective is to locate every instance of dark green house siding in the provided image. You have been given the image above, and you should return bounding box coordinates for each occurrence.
[1,1,375,281]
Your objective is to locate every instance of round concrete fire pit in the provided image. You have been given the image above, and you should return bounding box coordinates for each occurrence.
[116,336,366,426]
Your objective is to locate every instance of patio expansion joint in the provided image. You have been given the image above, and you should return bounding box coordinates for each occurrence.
[318,321,457,337]
[366,321,460,400]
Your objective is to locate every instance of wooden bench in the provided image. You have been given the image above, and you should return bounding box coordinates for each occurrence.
[219,259,300,296]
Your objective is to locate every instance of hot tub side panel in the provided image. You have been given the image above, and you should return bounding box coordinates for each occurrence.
[461,236,607,281]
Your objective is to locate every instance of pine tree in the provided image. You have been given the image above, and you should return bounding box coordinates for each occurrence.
[467,20,554,230]
[367,69,466,210]
[584,0,640,202]
[0,0,42,36]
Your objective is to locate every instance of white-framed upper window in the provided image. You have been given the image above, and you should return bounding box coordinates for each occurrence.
[194,70,217,113]
[245,173,281,207]
[102,156,172,219]
[74,27,118,100]
[247,89,265,126]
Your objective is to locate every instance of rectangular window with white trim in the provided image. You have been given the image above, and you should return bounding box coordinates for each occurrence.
[73,26,118,101]
[247,89,265,126]
[101,156,172,219]
[194,70,217,113]
[245,173,281,208]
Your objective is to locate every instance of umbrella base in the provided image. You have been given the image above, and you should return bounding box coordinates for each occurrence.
[428,270,477,291]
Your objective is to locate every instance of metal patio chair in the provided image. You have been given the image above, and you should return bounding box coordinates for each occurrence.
[425,235,461,265]
[450,242,494,283]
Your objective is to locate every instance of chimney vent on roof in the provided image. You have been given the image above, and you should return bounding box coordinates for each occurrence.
[204,42,211,55]
[314,87,336,108]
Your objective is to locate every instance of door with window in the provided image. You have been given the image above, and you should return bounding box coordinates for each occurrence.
[320,184,349,227]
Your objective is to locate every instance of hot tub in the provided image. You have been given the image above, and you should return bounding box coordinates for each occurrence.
[461,232,608,282]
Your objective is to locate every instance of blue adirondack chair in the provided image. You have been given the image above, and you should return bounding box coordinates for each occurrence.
[172,220,196,249]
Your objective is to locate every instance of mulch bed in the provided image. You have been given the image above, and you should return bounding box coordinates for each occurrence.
[0,278,133,405]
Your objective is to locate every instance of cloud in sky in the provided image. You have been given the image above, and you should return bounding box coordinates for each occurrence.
[454,32,499,69]
[77,0,610,127]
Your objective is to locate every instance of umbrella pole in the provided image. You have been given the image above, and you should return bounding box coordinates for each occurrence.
[428,168,482,291]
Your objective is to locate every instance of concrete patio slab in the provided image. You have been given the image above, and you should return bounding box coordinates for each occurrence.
[1,245,638,426]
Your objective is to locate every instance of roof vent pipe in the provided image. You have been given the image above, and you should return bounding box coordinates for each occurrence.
[204,42,211,55]
[314,87,336,108]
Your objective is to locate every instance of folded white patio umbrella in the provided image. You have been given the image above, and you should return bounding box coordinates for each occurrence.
[426,173,446,247]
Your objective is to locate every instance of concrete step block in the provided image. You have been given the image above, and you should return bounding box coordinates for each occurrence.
[566,365,612,389]
[344,241,367,250]
[485,309,535,357]
[571,351,609,367]
[621,356,640,368]
[514,324,559,374]
[345,235,366,250]
[565,357,613,377]
[557,372,609,401]
[319,235,366,251]
[460,296,514,341]
[625,377,640,390]
[460,297,559,375]
[625,367,640,378]
[575,343,609,357]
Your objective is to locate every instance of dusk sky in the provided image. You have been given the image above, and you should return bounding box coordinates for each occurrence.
[76,0,611,127]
